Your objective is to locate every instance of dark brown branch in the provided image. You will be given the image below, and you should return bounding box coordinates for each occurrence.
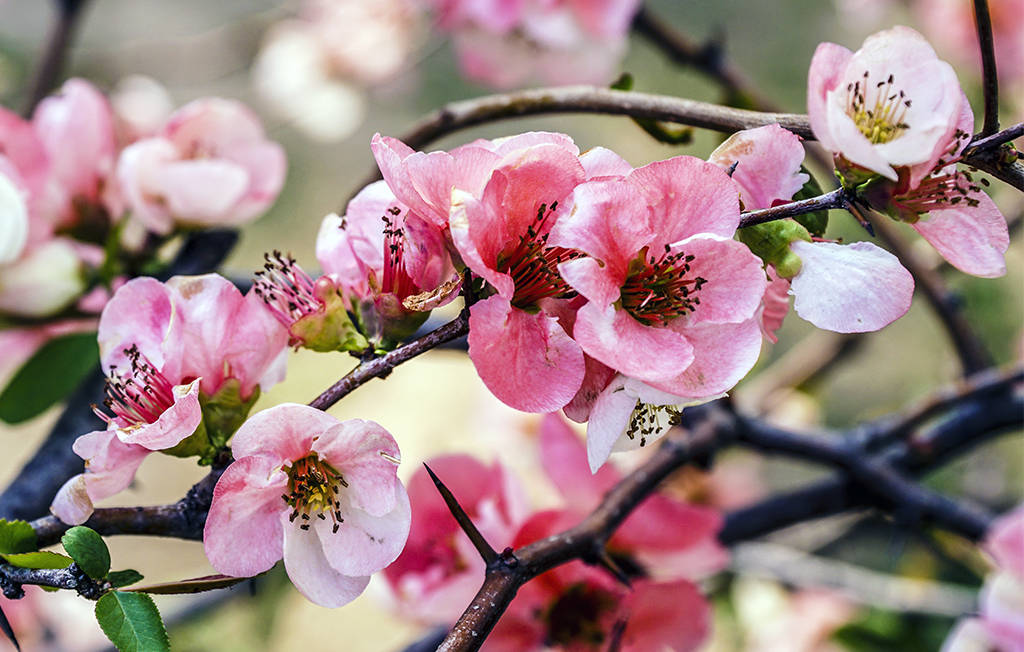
[424,464,498,565]
[972,0,1000,135]
[868,214,993,374]
[739,188,847,228]
[308,312,470,411]
[22,0,90,116]
[964,121,1024,157]
[0,562,106,599]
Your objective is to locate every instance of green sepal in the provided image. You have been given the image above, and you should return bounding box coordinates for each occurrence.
[791,166,830,237]
[289,280,369,353]
[0,519,37,554]
[736,220,812,279]
[163,379,259,463]
[61,526,111,579]
[2,551,74,569]
[95,591,170,652]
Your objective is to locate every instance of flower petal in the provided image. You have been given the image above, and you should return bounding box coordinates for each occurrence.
[912,192,1009,278]
[807,41,852,153]
[282,519,371,608]
[115,379,202,450]
[627,155,741,239]
[231,403,337,464]
[315,481,411,577]
[312,419,402,517]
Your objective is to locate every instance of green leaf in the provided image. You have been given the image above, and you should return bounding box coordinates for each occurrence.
[791,166,830,237]
[1,551,73,569]
[128,573,250,595]
[0,520,37,554]
[95,591,170,652]
[0,332,97,424]
[61,526,111,579]
[108,570,145,588]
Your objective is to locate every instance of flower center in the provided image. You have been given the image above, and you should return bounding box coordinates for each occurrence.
[379,206,418,298]
[895,170,984,216]
[282,453,348,533]
[619,246,707,327]
[253,250,321,328]
[543,582,617,647]
[496,201,580,309]
[95,344,176,427]
[626,400,683,447]
[845,72,912,144]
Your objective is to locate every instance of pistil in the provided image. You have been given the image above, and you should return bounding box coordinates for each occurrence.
[620,246,706,327]
[282,453,347,534]
[497,201,580,308]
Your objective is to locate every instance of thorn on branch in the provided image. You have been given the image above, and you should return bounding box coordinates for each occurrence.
[423,464,499,565]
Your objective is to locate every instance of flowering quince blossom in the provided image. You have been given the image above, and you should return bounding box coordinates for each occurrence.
[710,123,914,333]
[0,170,27,264]
[943,505,1024,652]
[51,274,288,524]
[548,155,767,400]
[117,98,286,234]
[808,26,1009,278]
[316,180,460,347]
[203,403,411,609]
[382,455,529,623]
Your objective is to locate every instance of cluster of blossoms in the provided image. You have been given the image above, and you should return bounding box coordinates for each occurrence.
[384,414,726,650]
[0,77,286,392]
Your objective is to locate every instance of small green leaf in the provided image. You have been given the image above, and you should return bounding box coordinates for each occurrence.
[61,526,111,579]
[791,166,830,237]
[128,573,250,595]
[0,520,37,554]
[95,591,170,652]
[1,551,73,569]
[0,332,97,424]
[107,570,145,588]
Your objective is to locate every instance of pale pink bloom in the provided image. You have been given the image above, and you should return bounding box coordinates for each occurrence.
[0,238,86,318]
[382,454,529,623]
[488,510,712,651]
[32,78,118,224]
[449,139,589,412]
[549,155,767,399]
[710,124,913,333]
[808,26,963,187]
[0,170,27,263]
[203,403,411,608]
[540,414,728,578]
[51,274,288,524]
[117,98,286,234]
[317,180,459,345]
[0,105,59,242]
[109,75,174,145]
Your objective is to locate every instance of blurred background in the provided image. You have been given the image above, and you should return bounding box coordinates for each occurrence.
[0,0,1020,650]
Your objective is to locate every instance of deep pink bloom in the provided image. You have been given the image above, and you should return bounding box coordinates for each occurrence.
[808,26,962,187]
[316,180,459,345]
[51,274,288,524]
[203,403,411,608]
[382,455,529,623]
[710,124,913,333]
[549,155,767,399]
[450,139,590,412]
[117,98,286,234]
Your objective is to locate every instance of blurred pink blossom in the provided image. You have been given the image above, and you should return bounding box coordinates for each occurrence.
[204,403,411,608]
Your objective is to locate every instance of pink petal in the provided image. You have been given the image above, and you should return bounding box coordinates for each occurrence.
[621,580,711,651]
[678,235,768,325]
[986,506,1024,580]
[116,138,178,234]
[0,171,28,264]
[562,354,616,423]
[203,454,288,577]
[616,497,722,555]
[157,159,250,222]
[539,413,619,505]
[627,155,741,239]
[790,240,914,332]
[51,429,150,524]
[824,97,898,180]
[491,143,585,240]
[449,186,515,298]
[580,146,633,179]
[572,301,695,384]
[50,476,94,526]
[586,375,643,472]
[557,257,621,306]
[467,295,584,413]
[656,318,763,398]
[312,419,402,517]
[314,481,411,577]
[231,403,338,465]
[912,193,1009,278]
[708,124,809,210]
[114,379,201,450]
[483,131,579,157]
[807,42,853,153]
[282,520,371,608]
[98,276,181,376]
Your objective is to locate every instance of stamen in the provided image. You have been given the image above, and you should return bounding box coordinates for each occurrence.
[282,453,347,534]
[625,401,682,447]
[93,344,177,427]
[380,207,418,299]
[894,170,982,215]
[497,201,581,308]
[619,246,707,326]
[253,251,320,328]
[844,70,912,144]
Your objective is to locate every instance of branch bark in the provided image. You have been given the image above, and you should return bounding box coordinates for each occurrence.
[972,0,1000,135]
[22,0,90,115]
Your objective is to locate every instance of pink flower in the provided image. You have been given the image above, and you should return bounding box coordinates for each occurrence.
[316,180,460,346]
[0,238,87,318]
[711,124,913,333]
[0,170,27,264]
[203,403,411,608]
[382,454,529,623]
[549,155,767,399]
[51,274,288,524]
[808,26,963,187]
[0,105,58,243]
[117,98,286,234]
[449,138,589,412]
[916,0,1024,89]
[109,75,174,145]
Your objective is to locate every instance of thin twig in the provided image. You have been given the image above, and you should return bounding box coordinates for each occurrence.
[22,0,90,116]
[972,0,1000,136]
[738,188,847,228]
[964,121,1024,157]
[308,312,469,411]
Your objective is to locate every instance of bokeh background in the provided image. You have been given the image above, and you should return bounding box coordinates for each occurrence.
[0,0,1020,650]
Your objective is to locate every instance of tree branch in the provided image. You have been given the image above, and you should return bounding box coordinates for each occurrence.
[22,0,90,116]
[739,188,847,228]
[972,0,1000,135]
